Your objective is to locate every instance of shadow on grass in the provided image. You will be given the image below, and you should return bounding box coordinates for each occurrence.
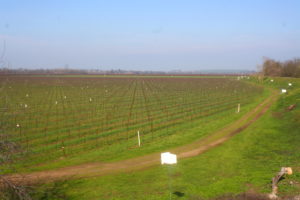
[30,179,71,200]
[173,191,185,197]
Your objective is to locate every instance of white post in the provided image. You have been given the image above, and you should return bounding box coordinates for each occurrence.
[237,103,240,113]
[137,130,141,147]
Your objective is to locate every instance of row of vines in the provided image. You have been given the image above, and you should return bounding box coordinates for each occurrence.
[0,76,264,169]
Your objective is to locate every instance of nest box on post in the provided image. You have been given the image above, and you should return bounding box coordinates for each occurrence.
[161,152,177,165]
[281,89,287,94]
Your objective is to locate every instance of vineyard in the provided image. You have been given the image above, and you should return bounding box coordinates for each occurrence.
[0,76,265,172]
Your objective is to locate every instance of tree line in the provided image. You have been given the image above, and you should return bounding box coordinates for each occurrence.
[261,57,300,78]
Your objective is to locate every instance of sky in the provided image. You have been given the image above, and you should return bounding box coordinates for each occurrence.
[0,0,300,71]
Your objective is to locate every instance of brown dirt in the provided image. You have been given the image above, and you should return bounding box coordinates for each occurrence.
[2,92,277,185]
[212,192,269,200]
[288,104,296,111]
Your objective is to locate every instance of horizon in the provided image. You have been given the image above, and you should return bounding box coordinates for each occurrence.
[0,66,257,74]
[1,1,300,71]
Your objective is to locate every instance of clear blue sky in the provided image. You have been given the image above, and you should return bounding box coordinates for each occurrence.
[1,0,299,71]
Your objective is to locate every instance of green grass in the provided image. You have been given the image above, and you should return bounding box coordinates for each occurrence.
[31,77,300,200]
[248,75,300,90]
[1,76,266,173]
[22,99,266,172]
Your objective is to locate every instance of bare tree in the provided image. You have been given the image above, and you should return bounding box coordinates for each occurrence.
[261,57,300,78]
[0,138,33,200]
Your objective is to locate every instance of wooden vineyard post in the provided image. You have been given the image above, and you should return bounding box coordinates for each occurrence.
[237,103,240,113]
[61,147,66,157]
[56,135,59,149]
[137,130,141,147]
[26,134,29,151]
[61,140,66,157]
[16,123,21,136]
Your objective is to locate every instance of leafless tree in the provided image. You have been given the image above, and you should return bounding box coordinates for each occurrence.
[262,57,282,76]
[0,138,33,200]
[261,57,300,78]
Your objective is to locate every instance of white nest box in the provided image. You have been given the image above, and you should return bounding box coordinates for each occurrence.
[161,152,177,165]
[281,89,287,93]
